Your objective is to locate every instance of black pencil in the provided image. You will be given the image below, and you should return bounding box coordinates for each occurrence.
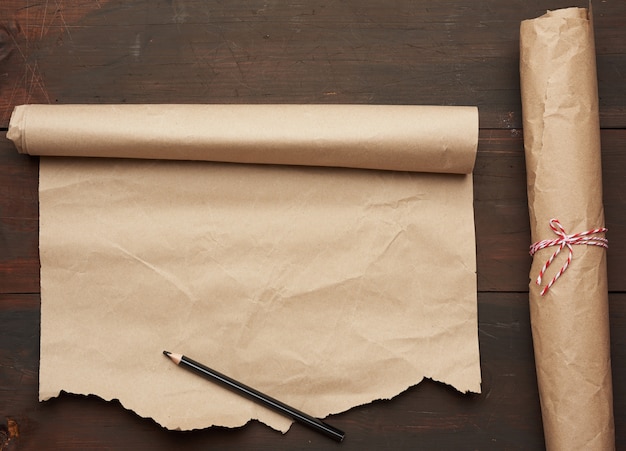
[162,350,345,442]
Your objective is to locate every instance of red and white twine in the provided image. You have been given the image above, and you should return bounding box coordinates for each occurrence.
[529,218,608,296]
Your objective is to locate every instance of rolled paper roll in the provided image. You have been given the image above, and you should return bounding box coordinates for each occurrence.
[520,7,615,450]
[7,104,477,174]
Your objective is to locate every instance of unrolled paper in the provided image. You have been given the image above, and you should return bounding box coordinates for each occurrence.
[9,104,481,432]
[521,8,615,450]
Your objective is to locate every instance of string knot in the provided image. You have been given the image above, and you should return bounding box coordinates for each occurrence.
[529,218,607,296]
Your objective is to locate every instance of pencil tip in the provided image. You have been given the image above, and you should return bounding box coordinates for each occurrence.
[162,351,182,364]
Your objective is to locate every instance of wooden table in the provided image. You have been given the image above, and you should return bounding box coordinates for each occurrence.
[1,1,624,449]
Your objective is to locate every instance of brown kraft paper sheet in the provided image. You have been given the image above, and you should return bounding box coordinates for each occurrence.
[8,104,481,432]
[520,7,615,450]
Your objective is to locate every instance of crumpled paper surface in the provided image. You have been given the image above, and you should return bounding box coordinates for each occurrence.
[9,104,481,432]
[520,7,615,450]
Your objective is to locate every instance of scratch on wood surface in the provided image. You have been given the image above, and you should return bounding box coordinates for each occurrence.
[0,24,15,62]
[130,33,142,60]
[171,0,189,24]
[40,0,48,39]
[5,8,52,108]
[3,29,51,119]
[53,0,73,43]
[1,0,120,125]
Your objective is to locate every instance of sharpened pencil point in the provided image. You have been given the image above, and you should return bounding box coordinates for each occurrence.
[163,351,182,364]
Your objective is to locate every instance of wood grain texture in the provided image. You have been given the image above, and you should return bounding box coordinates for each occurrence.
[1,1,625,129]
[0,292,623,450]
[0,143,38,295]
[0,292,543,450]
[0,0,625,449]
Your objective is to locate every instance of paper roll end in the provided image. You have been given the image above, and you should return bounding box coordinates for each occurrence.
[7,105,28,154]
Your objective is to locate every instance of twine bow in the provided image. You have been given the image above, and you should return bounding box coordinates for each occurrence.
[529,218,608,296]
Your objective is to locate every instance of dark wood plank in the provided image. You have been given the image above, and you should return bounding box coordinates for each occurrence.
[0,138,38,294]
[3,129,625,294]
[1,292,624,449]
[1,0,625,129]
[2,291,586,450]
